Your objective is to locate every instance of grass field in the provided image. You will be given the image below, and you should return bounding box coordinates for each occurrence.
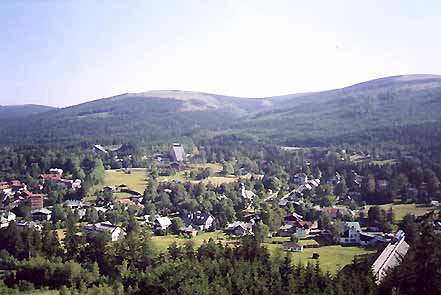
[364,203,436,220]
[157,163,246,186]
[264,243,375,273]
[87,169,148,201]
[151,231,370,273]
[150,230,235,253]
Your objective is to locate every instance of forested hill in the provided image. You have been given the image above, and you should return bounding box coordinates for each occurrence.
[0,104,56,119]
[0,74,441,146]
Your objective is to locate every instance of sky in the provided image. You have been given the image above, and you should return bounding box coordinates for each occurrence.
[1,0,441,107]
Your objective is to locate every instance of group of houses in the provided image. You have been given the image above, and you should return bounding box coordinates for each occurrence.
[39,168,82,191]
[279,173,321,208]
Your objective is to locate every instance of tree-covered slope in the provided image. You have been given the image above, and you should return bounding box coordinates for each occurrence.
[1,75,441,146]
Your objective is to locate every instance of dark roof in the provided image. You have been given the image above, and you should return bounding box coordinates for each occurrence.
[185,211,213,226]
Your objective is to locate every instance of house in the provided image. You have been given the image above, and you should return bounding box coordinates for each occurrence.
[284,212,304,224]
[372,231,409,284]
[49,168,63,176]
[179,226,198,237]
[84,221,125,241]
[183,211,215,231]
[65,200,83,209]
[22,191,44,210]
[293,173,308,185]
[92,145,108,154]
[72,179,82,190]
[359,232,387,246]
[169,143,186,162]
[278,224,296,237]
[340,222,361,245]
[241,184,257,201]
[0,211,16,228]
[226,221,254,236]
[154,216,172,231]
[338,195,352,205]
[31,208,52,221]
[292,220,313,238]
[283,242,304,252]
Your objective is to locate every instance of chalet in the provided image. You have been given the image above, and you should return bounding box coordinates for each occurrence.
[293,173,308,185]
[31,208,52,221]
[154,216,172,231]
[372,231,409,284]
[283,242,304,252]
[284,212,304,224]
[226,221,253,236]
[241,184,257,201]
[179,226,198,237]
[0,211,16,228]
[92,145,108,154]
[292,220,313,238]
[49,168,63,176]
[359,232,387,246]
[64,200,83,209]
[169,143,186,162]
[113,198,144,209]
[277,224,296,237]
[340,222,361,245]
[22,191,44,210]
[183,211,215,231]
[84,221,125,241]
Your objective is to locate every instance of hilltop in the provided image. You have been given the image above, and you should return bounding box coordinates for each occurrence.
[0,74,440,146]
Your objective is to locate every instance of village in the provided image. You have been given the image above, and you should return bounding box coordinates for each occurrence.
[1,142,439,280]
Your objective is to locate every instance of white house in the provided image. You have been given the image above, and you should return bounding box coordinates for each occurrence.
[84,221,125,241]
[154,216,172,231]
[340,222,361,245]
[31,208,52,221]
[0,211,16,228]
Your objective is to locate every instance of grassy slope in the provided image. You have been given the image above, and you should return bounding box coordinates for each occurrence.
[265,243,375,273]
[363,203,436,220]
[151,231,373,274]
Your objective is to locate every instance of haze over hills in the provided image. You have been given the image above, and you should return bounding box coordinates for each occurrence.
[0,74,440,145]
[0,104,56,119]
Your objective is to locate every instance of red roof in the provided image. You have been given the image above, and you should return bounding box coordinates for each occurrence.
[0,184,11,190]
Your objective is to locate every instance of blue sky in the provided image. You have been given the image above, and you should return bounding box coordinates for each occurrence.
[1,0,440,107]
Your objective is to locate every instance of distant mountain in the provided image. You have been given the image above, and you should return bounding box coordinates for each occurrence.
[0,104,56,119]
[0,74,440,146]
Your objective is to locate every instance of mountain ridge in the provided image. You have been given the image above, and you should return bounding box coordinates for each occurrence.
[0,74,440,145]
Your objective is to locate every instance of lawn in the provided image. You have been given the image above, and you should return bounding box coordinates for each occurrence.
[264,244,375,273]
[158,163,245,186]
[364,203,436,220]
[150,230,236,253]
[87,169,148,201]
